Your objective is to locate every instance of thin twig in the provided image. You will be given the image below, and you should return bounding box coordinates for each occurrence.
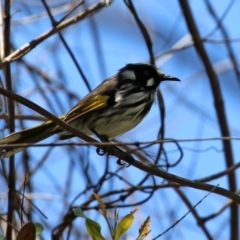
[0,1,111,67]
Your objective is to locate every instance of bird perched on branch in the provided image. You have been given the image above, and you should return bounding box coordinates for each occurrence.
[0,63,180,158]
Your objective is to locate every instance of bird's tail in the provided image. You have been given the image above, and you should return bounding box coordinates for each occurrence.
[0,120,59,158]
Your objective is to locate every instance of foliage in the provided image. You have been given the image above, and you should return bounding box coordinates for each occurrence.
[74,193,151,240]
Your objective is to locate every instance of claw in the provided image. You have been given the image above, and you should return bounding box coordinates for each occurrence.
[96,147,106,156]
[116,160,130,167]
[116,158,125,165]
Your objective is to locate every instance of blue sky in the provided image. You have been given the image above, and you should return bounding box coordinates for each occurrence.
[1,0,240,239]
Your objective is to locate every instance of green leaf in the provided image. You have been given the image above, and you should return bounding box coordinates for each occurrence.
[74,207,87,218]
[74,207,105,240]
[85,218,105,240]
[34,222,44,236]
[115,210,136,240]
[0,233,6,240]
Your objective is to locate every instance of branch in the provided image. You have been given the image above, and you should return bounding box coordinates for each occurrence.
[179,1,238,238]
[0,1,111,67]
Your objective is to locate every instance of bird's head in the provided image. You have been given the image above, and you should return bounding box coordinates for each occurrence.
[119,63,180,89]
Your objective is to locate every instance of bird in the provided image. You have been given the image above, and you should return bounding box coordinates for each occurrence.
[0,63,180,158]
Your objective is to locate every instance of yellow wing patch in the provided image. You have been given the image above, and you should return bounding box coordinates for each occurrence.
[64,95,110,123]
[77,95,110,112]
[0,133,21,143]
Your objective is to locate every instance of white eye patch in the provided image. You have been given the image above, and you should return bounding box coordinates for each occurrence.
[146,78,155,86]
[121,70,136,80]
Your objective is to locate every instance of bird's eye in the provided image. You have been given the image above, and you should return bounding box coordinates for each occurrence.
[145,70,149,75]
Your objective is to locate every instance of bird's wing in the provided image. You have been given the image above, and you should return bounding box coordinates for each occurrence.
[63,75,118,124]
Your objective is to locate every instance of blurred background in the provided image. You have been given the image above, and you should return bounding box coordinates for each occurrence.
[0,0,240,239]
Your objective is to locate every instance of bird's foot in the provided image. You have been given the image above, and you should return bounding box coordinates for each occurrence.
[91,129,133,166]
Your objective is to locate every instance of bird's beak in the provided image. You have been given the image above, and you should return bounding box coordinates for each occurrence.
[156,69,180,82]
[161,75,181,82]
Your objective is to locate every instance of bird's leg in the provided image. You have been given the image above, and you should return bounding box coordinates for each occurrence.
[90,129,133,166]
[90,129,112,156]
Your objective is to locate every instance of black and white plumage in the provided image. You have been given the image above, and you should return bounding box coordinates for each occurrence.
[0,63,180,158]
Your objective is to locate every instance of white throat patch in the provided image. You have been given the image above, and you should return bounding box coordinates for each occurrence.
[114,90,124,107]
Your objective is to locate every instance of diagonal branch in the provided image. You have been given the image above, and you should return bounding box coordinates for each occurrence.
[0,88,239,204]
[0,1,111,67]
